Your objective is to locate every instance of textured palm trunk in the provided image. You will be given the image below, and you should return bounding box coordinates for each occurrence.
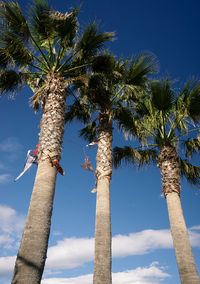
[158,145,200,284]
[12,70,66,284]
[93,110,113,284]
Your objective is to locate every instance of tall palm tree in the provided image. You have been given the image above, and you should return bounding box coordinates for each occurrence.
[0,1,113,282]
[113,79,200,283]
[66,53,158,283]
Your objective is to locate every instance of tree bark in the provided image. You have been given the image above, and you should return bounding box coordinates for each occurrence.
[12,70,66,283]
[159,145,200,284]
[12,162,57,284]
[93,111,112,284]
[166,192,200,284]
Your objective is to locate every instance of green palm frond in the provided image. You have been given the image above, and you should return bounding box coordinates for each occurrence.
[86,73,111,107]
[112,106,138,138]
[91,54,116,75]
[184,137,200,158]
[124,53,158,88]
[0,69,23,94]
[0,1,30,40]
[180,159,200,186]
[0,48,12,68]
[50,8,79,48]
[1,33,33,66]
[113,146,158,168]
[150,79,174,112]
[186,82,200,122]
[29,0,53,41]
[79,120,97,142]
[65,100,91,124]
[134,99,150,118]
[76,23,114,59]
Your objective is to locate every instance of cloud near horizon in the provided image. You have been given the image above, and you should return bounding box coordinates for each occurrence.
[0,205,25,249]
[42,262,171,284]
[0,224,199,279]
[0,174,12,184]
[0,137,23,162]
[0,205,200,282]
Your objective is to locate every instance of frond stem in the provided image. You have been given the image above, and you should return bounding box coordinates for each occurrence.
[62,63,89,74]
[172,127,200,142]
[30,34,51,69]
[32,54,49,69]
[28,62,46,73]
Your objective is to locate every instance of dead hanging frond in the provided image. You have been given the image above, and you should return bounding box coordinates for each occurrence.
[30,84,49,112]
[50,11,73,21]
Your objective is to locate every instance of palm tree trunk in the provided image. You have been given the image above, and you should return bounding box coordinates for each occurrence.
[159,145,200,284]
[12,70,66,283]
[93,111,113,284]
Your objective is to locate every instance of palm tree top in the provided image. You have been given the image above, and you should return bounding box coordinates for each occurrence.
[114,78,200,186]
[65,52,158,141]
[0,0,114,109]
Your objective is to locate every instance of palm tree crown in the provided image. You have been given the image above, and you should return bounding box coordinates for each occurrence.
[66,52,158,140]
[0,0,113,105]
[114,79,200,186]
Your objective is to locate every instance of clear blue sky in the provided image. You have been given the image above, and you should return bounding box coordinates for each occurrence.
[0,0,200,283]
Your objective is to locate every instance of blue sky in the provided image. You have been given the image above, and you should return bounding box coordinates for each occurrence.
[0,0,200,283]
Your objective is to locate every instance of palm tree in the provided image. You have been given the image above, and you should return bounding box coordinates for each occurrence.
[0,1,113,282]
[113,79,200,283]
[66,53,158,283]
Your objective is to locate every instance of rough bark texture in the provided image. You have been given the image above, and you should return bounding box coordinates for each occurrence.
[158,145,200,284]
[93,111,113,284]
[12,71,66,283]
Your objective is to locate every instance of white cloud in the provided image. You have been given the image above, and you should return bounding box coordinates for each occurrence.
[0,216,199,280]
[0,137,23,161]
[0,256,16,277]
[44,229,173,271]
[42,262,170,284]
[46,237,94,269]
[0,137,22,153]
[0,174,11,184]
[0,205,25,249]
[53,231,63,237]
[112,229,172,257]
[0,205,25,234]
[189,226,200,247]
[0,163,6,170]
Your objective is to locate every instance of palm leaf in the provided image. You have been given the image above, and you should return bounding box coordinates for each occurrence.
[180,159,200,186]
[187,83,200,121]
[0,47,12,68]
[0,69,23,94]
[1,33,33,66]
[79,120,97,142]
[124,53,158,87]
[50,8,79,48]
[29,0,54,41]
[91,54,116,74]
[184,137,200,158]
[76,23,114,59]
[65,100,91,124]
[0,1,30,40]
[113,146,158,168]
[112,106,138,137]
[151,79,174,111]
